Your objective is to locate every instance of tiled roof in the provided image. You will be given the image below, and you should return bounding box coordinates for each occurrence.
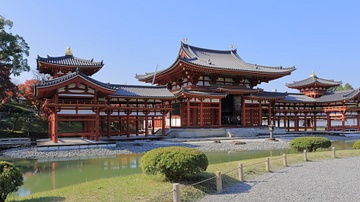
[112,85,175,99]
[210,86,262,94]
[179,42,295,73]
[286,75,341,89]
[315,89,360,103]
[278,89,360,103]
[135,42,295,80]
[174,88,227,98]
[247,91,287,100]
[35,71,175,99]
[281,94,316,103]
[37,55,104,67]
[36,71,114,90]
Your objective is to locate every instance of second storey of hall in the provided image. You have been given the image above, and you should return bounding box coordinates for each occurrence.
[135,42,296,91]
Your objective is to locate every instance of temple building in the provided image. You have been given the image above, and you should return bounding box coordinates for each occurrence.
[35,43,360,143]
[137,42,360,132]
[35,48,175,143]
[136,42,295,127]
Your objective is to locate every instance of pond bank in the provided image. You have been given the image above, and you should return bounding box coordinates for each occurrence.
[1,135,358,159]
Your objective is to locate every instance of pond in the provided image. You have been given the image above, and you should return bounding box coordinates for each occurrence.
[1,140,355,197]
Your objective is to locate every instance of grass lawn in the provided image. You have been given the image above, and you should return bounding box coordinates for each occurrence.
[7,149,360,202]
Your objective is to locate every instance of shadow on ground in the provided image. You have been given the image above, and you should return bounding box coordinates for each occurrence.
[10,196,65,202]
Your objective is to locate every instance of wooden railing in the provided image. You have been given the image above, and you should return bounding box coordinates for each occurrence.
[323,106,347,113]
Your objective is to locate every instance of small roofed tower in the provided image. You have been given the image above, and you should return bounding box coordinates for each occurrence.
[286,71,342,98]
[37,48,104,79]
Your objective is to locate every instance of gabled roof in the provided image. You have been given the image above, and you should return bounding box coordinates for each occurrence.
[136,42,295,82]
[35,71,175,100]
[37,49,104,76]
[179,42,295,73]
[286,72,341,89]
[37,55,104,67]
[36,70,114,90]
[110,85,175,99]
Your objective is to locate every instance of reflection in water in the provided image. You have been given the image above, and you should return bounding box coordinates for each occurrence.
[4,154,143,197]
[2,140,356,197]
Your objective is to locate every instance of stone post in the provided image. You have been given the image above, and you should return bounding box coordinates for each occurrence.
[216,171,222,193]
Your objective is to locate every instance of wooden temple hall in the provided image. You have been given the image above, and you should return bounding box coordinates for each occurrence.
[35,43,360,143]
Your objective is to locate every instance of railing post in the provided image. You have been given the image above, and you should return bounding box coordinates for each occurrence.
[216,171,222,193]
[303,149,308,161]
[173,183,180,202]
[283,153,287,167]
[332,147,336,158]
[238,163,244,182]
[265,157,270,172]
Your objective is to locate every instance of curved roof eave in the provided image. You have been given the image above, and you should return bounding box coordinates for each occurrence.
[35,72,116,93]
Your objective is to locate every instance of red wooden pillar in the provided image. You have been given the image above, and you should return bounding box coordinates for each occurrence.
[200,98,203,127]
[218,99,222,127]
[54,112,58,143]
[126,110,131,137]
[168,101,172,128]
[258,101,262,126]
[135,102,139,136]
[161,109,166,136]
[144,110,149,137]
[268,102,272,126]
[313,112,317,131]
[283,112,287,131]
[48,114,51,139]
[357,112,360,131]
[107,111,111,138]
[341,111,346,132]
[151,116,155,134]
[241,96,246,126]
[304,113,307,131]
[95,110,100,141]
[326,112,331,131]
[187,98,190,127]
[294,112,298,132]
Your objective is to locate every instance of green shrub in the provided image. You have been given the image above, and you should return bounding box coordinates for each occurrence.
[352,140,360,149]
[0,161,23,202]
[290,136,331,152]
[141,146,208,182]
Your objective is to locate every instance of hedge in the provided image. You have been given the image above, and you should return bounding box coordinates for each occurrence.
[352,140,360,149]
[141,146,208,182]
[290,136,331,152]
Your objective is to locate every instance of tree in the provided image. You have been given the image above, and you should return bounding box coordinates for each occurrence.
[0,161,23,202]
[0,15,30,102]
[17,79,40,109]
[328,83,354,92]
[343,83,353,90]
[0,66,15,103]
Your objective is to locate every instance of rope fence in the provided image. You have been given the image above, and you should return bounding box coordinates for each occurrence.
[151,146,337,202]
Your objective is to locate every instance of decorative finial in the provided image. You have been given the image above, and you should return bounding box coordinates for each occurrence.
[65,47,73,56]
[310,71,316,77]
[231,44,235,50]
[183,38,188,43]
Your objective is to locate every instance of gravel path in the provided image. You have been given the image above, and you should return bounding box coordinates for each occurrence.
[198,157,360,202]
[0,139,289,159]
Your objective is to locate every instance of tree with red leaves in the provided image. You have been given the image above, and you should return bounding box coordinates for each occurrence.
[17,79,40,108]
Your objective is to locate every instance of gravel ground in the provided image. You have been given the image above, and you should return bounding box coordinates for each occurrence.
[0,138,289,159]
[0,135,357,159]
[198,157,360,202]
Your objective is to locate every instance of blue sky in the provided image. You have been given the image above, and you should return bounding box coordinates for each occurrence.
[2,0,360,93]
